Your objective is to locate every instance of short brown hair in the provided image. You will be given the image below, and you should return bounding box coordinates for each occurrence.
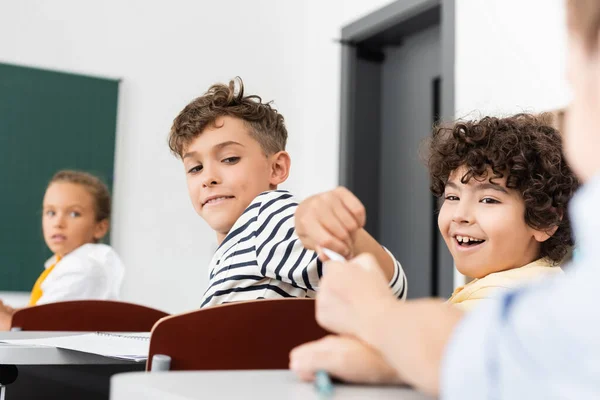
[49,170,111,222]
[427,113,579,263]
[567,0,600,51]
[168,77,287,157]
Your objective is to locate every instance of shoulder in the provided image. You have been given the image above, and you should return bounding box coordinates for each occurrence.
[74,243,122,265]
[253,190,298,216]
[227,190,297,231]
[214,190,299,255]
[465,264,563,298]
[55,244,122,277]
[452,297,494,312]
[483,263,563,287]
[250,190,299,233]
[253,190,299,234]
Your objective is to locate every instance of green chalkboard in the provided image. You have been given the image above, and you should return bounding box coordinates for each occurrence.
[0,62,119,291]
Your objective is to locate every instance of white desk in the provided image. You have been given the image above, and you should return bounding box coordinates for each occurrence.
[110,370,436,400]
[0,331,144,399]
[0,331,138,365]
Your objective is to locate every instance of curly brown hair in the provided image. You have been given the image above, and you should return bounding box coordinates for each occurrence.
[169,77,287,157]
[427,113,579,263]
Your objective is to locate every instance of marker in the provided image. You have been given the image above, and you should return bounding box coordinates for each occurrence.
[315,369,334,398]
[321,248,346,262]
[322,247,371,272]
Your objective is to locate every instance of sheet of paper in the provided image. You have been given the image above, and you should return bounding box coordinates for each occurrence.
[0,332,150,362]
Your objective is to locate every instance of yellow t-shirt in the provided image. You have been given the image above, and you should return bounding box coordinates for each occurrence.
[448,258,563,312]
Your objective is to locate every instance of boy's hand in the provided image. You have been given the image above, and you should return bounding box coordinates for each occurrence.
[316,253,396,339]
[295,187,366,259]
[0,301,14,331]
[290,335,402,385]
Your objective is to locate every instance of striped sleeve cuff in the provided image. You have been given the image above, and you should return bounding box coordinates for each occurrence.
[382,246,407,300]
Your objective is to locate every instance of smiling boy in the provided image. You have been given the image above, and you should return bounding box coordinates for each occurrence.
[295,113,578,311]
[168,78,407,308]
[432,115,578,310]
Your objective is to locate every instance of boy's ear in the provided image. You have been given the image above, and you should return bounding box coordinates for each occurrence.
[93,219,110,241]
[533,207,563,243]
[269,151,291,187]
[532,225,559,243]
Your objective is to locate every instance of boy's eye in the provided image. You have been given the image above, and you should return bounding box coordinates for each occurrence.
[222,157,240,164]
[69,211,81,218]
[187,165,203,174]
[480,198,500,204]
[45,210,55,217]
[444,195,459,201]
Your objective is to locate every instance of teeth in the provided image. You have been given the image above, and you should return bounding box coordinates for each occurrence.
[456,236,482,243]
[206,197,229,205]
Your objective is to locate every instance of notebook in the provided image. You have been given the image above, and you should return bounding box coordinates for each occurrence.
[0,332,150,362]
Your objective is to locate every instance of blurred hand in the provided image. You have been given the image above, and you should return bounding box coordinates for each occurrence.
[295,187,366,260]
[316,253,397,338]
[0,300,14,331]
[290,335,402,385]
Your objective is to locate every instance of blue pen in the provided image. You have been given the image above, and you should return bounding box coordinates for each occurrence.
[315,369,334,397]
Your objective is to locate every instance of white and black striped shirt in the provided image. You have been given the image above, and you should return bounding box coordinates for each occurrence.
[200,190,407,308]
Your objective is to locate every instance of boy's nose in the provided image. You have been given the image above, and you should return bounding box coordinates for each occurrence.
[201,167,221,187]
[452,204,473,224]
[202,177,220,187]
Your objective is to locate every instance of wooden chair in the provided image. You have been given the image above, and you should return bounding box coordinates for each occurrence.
[11,300,169,331]
[147,298,328,371]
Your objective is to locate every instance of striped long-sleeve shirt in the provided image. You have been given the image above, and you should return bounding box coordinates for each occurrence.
[200,190,407,308]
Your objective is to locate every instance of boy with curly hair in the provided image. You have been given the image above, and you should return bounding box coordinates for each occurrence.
[431,114,577,310]
[291,112,579,389]
[295,113,578,310]
[169,77,407,308]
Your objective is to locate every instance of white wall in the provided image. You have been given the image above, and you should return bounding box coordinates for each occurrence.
[0,0,394,312]
[455,0,570,117]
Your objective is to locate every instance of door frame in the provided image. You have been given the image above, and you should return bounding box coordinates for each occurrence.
[338,0,456,296]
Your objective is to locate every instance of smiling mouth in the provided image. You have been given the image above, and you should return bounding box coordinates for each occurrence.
[203,196,234,207]
[454,235,485,248]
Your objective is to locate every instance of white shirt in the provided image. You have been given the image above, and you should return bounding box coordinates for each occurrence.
[38,243,124,304]
[201,190,407,308]
[441,174,600,399]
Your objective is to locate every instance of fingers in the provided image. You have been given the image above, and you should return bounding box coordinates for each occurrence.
[296,197,346,253]
[315,256,392,335]
[329,190,360,235]
[289,336,344,380]
[333,187,366,228]
[299,188,366,258]
[315,263,350,333]
[294,368,316,382]
[315,246,330,262]
[307,222,351,257]
[290,335,400,385]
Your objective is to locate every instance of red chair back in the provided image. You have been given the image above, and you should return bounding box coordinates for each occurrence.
[147,298,328,371]
[12,300,169,331]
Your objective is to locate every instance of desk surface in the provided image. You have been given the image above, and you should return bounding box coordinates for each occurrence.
[110,370,435,400]
[0,331,137,365]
